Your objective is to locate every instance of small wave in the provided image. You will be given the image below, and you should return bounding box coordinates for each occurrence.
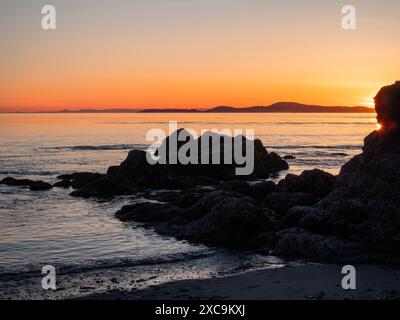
[269,145,362,150]
[322,152,349,157]
[45,143,362,152]
[280,151,351,157]
[45,144,148,151]
[0,170,58,176]
[0,250,213,280]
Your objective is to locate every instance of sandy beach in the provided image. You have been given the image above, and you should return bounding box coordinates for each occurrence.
[87,263,400,300]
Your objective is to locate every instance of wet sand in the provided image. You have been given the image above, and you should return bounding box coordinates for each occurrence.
[87,263,400,300]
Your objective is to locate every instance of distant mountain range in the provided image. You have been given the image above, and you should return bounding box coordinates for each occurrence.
[19,102,374,113]
[140,102,374,113]
[55,108,142,113]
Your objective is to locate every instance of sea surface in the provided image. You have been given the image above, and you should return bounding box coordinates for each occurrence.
[0,113,377,296]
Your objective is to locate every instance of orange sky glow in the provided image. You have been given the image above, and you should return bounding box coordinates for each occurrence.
[0,1,399,112]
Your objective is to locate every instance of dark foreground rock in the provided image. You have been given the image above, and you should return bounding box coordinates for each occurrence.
[271,82,400,259]
[221,180,278,200]
[374,81,400,130]
[70,175,137,198]
[273,228,367,261]
[54,172,134,198]
[278,169,336,198]
[1,177,53,191]
[55,172,104,189]
[265,192,319,215]
[114,185,374,262]
[116,190,278,248]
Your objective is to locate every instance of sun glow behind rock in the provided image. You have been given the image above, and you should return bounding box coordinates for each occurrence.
[362,96,376,109]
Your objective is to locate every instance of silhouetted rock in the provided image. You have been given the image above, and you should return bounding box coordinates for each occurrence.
[265,192,319,214]
[56,172,104,189]
[220,180,251,195]
[29,181,53,191]
[68,130,288,198]
[1,177,52,191]
[278,169,336,198]
[175,196,276,247]
[363,129,400,155]
[116,202,182,223]
[172,191,206,209]
[273,228,366,261]
[262,152,289,173]
[145,191,183,203]
[1,177,34,186]
[109,130,288,182]
[107,149,165,187]
[280,83,400,256]
[362,81,400,155]
[248,181,278,199]
[283,206,323,227]
[116,190,278,248]
[70,175,136,198]
[53,179,72,188]
[283,155,296,160]
[375,81,400,131]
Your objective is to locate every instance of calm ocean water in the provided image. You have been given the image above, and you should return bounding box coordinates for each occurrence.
[0,113,377,279]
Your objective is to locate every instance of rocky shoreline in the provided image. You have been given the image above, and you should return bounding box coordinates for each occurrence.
[2,82,400,266]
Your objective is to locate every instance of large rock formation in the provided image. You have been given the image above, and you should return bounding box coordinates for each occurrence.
[375,81,400,131]
[274,82,400,259]
[108,130,288,181]
[62,130,288,197]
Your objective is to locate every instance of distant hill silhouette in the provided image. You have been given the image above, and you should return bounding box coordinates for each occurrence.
[54,108,142,113]
[21,102,373,114]
[140,108,200,113]
[140,102,374,113]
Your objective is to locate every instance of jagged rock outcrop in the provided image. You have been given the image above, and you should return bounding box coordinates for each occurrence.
[275,82,400,257]
[109,130,288,181]
[116,190,278,248]
[375,81,400,131]
[62,130,288,198]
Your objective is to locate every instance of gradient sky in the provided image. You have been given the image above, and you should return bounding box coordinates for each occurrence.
[0,0,399,112]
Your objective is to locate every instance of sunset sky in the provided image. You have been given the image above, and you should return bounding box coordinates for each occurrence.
[0,0,399,112]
